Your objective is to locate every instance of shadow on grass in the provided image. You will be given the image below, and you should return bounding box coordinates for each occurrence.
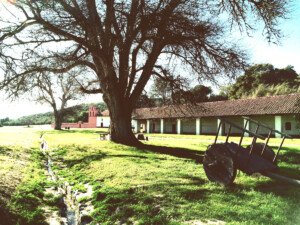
[254,179,300,199]
[0,203,18,225]
[139,143,205,164]
[279,150,300,164]
[275,166,300,180]
[60,142,206,170]
[0,146,12,156]
[64,152,107,167]
[90,177,256,224]
[45,129,107,135]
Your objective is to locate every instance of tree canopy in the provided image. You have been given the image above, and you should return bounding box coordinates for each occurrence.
[227,64,299,99]
[0,0,292,145]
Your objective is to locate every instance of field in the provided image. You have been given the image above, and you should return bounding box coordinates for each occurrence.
[0,126,299,224]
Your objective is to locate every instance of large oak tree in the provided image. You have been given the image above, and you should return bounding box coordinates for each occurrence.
[0,0,291,145]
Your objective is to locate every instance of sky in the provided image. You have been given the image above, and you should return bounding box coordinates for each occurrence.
[0,2,300,119]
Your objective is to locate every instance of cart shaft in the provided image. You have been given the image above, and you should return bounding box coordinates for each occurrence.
[262,171,300,187]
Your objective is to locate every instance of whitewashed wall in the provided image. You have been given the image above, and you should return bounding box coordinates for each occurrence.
[223,117,243,134]
[97,114,300,137]
[97,116,110,127]
[201,117,217,134]
[151,120,161,133]
[164,119,176,133]
[249,115,275,135]
[182,119,196,134]
[281,115,300,136]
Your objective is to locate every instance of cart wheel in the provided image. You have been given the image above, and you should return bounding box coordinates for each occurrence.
[246,143,276,164]
[203,144,237,186]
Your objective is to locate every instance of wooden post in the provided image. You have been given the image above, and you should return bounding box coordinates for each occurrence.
[215,121,222,144]
[160,119,164,134]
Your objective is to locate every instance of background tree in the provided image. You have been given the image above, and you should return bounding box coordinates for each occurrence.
[20,117,33,127]
[189,85,212,102]
[228,64,299,99]
[136,94,158,108]
[0,118,10,127]
[241,83,300,99]
[150,77,173,105]
[0,68,84,129]
[209,85,229,102]
[76,111,89,123]
[35,72,84,130]
[0,0,291,145]
[150,73,190,105]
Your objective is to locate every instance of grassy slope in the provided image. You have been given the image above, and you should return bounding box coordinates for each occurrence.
[0,127,50,225]
[43,129,300,225]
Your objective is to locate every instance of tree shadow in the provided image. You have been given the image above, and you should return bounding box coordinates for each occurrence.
[45,129,102,135]
[0,146,12,156]
[254,179,300,198]
[0,203,18,225]
[64,152,107,168]
[274,167,300,180]
[138,143,205,164]
[279,150,300,164]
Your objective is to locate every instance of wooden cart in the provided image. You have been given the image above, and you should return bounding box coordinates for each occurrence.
[203,116,300,186]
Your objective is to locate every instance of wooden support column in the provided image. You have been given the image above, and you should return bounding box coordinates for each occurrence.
[146,120,150,133]
[196,118,201,135]
[217,119,224,136]
[275,116,282,138]
[160,119,164,134]
[132,120,138,133]
[244,118,250,137]
[177,119,182,134]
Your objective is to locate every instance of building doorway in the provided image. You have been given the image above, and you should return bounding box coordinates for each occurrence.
[172,124,176,133]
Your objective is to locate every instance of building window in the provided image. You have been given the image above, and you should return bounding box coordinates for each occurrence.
[285,122,291,131]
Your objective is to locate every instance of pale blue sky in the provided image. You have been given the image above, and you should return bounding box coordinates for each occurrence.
[0,2,300,119]
[245,2,300,72]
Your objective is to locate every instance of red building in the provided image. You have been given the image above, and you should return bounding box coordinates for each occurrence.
[51,105,99,129]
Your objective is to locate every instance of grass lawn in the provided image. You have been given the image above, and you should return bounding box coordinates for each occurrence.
[44,129,300,224]
[0,126,50,225]
[0,126,299,224]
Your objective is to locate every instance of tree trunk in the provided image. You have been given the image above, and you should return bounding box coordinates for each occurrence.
[108,101,140,146]
[54,110,63,130]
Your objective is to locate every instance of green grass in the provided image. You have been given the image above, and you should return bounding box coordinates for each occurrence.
[0,127,50,225]
[41,129,300,225]
[0,126,299,224]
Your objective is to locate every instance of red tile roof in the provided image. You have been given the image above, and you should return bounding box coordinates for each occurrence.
[131,94,300,119]
[99,94,300,119]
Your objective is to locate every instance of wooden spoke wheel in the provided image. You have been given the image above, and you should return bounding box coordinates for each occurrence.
[203,144,237,186]
[246,143,277,164]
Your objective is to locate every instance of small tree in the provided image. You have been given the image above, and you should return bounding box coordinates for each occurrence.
[34,71,83,130]
[1,69,84,130]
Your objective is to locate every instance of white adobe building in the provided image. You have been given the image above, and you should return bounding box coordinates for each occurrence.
[97,94,300,138]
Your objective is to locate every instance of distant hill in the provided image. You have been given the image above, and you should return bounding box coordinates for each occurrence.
[1,102,108,126]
